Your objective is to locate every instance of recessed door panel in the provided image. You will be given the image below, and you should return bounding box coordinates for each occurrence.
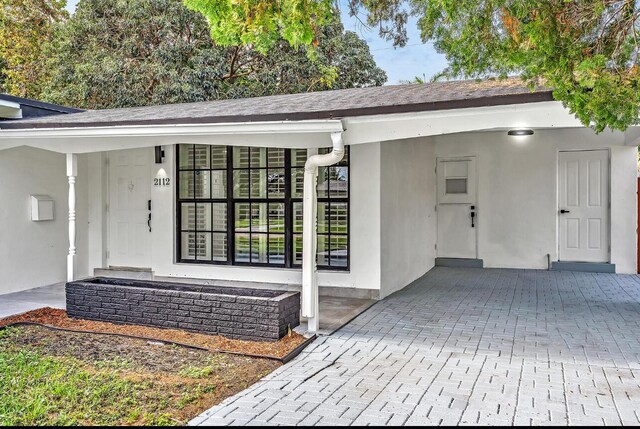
[436,156,477,259]
[558,150,609,262]
[109,148,152,268]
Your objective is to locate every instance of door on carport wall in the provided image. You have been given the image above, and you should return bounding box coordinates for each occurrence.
[558,150,609,263]
[436,156,478,258]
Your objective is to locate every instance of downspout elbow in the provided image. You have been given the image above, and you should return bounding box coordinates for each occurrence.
[304,132,345,172]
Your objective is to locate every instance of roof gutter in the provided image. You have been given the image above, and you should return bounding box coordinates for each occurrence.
[0,120,344,139]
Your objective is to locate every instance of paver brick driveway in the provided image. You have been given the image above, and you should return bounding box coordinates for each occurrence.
[192,267,640,426]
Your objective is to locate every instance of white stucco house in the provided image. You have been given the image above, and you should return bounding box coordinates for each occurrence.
[1,79,638,332]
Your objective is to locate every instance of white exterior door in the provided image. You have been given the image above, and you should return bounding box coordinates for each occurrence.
[558,150,609,262]
[436,156,478,258]
[108,148,152,268]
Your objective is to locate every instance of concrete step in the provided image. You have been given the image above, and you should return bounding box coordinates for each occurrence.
[550,261,616,273]
[93,267,154,280]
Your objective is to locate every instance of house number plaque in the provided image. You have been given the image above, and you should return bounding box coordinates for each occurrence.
[153,177,171,187]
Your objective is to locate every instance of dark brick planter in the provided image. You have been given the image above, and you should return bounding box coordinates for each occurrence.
[65,278,300,342]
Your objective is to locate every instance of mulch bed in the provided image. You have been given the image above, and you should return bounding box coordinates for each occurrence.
[0,307,306,359]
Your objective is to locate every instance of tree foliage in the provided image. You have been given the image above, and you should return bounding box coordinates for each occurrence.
[188,0,640,132]
[40,0,385,109]
[183,0,334,53]
[0,0,68,96]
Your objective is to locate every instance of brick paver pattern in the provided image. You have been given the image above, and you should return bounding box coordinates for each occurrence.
[191,267,640,426]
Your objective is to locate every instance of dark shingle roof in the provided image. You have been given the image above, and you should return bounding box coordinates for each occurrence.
[0,78,552,130]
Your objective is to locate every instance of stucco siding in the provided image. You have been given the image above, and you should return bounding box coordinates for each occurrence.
[380,138,437,297]
[0,147,89,294]
[432,128,637,273]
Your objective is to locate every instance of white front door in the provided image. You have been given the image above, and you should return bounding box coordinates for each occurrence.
[108,148,152,268]
[558,150,609,263]
[436,156,478,258]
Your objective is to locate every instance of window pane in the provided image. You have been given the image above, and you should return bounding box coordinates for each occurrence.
[181,232,196,260]
[193,145,210,169]
[267,169,285,198]
[235,233,250,263]
[291,168,304,198]
[211,233,227,261]
[251,203,268,232]
[179,171,194,199]
[330,236,348,267]
[181,203,195,230]
[268,235,285,264]
[233,147,249,168]
[446,178,467,194]
[179,145,194,170]
[268,148,285,167]
[211,146,227,169]
[291,149,307,167]
[211,203,227,231]
[211,170,226,198]
[194,171,210,199]
[317,167,328,197]
[269,203,285,233]
[235,203,250,231]
[250,147,267,168]
[196,204,212,232]
[251,234,268,263]
[293,234,303,265]
[329,166,348,198]
[330,203,348,234]
[196,233,211,260]
[293,202,303,233]
[233,170,249,198]
[317,202,329,234]
[250,169,267,198]
[317,235,328,266]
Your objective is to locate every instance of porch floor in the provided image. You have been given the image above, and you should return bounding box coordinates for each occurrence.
[0,283,65,318]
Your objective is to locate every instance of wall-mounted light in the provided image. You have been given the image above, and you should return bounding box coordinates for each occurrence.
[507,129,534,136]
[154,146,165,164]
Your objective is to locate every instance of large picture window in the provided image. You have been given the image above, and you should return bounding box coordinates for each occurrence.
[177,145,350,270]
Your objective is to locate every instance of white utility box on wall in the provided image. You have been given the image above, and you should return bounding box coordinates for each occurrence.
[31,195,55,221]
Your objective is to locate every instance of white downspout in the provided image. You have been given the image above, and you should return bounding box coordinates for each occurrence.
[302,131,345,334]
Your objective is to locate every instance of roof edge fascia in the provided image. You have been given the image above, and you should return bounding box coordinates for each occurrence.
[0,119,345,140]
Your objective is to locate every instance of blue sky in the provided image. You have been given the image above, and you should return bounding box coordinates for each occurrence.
[65,0,448,85]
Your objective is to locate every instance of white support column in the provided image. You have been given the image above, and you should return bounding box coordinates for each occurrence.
[66,153,78,282]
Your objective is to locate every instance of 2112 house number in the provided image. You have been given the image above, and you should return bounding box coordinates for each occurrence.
[154,177,171,187]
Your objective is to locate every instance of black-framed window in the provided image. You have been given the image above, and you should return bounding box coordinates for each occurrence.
[177,145,350,270]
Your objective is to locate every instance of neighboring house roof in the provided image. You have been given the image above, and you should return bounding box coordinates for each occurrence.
[0,94,83,120]
[0,78,553,130]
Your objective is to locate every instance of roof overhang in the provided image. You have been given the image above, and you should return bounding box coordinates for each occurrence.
[2,100,635,153]
[0,99,22,119]
[0,120,345,153]
[343,101,587,144]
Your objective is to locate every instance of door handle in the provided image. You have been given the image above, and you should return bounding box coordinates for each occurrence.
[471,208,476,228]
[559,209,571,214]
[148,212,152,232]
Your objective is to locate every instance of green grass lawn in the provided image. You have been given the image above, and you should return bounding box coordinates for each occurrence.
[0,326,278,426]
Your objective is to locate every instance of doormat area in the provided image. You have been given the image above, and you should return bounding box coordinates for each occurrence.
[0,307,308,360]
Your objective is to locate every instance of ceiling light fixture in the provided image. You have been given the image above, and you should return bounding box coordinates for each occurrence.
[507,129,534,136]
